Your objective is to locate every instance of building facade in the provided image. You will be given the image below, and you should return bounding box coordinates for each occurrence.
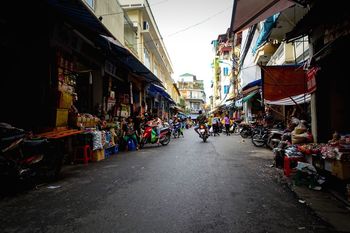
[177,73,206,118]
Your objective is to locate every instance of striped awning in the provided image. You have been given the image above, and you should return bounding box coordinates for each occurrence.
[264,94,311,105]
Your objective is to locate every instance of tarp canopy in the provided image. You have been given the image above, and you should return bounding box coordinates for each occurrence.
[148,84,175,104]
[261,65,308,101]
[252,13,280,54]
[230,0,294,33]
[242,79,262,91]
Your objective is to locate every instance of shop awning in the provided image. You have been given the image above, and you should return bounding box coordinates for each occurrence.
[243,90,260,103]
[261,65,308,101]
[230,0,294,33]
[48,0,115,39]
[242,79,262,91]
[148,83,175,104]
[98,35,162,84]
[264,93,311,105]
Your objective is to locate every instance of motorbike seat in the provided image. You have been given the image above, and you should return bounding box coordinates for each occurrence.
[160,127,169,132]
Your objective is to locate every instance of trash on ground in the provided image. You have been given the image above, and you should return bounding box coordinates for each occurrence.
[298,199,306,204]
[298,226,306,230]
[47,185,61,189]
[310,185,322,191]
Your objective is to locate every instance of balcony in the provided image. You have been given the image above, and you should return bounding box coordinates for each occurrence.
[253,42,277,65]
[267,42,295,65]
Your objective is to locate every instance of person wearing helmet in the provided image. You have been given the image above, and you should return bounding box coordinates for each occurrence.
[194,110,208,135]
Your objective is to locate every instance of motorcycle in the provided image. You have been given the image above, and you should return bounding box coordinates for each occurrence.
[172,122,182,138]
[139,122,171,148]
[239,122,259,138]
[0,123,63,186]
[251,126,284,149]
[198,124,209,142]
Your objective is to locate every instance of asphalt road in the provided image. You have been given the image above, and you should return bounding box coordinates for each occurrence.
[0,129,335,233]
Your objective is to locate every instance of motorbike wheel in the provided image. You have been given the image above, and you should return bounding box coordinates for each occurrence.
[160,134,171,146]
[268,138,280,150]
[139,138,146,149]
[173,131,179,138]
[202,134,208,142]
[240,129,250,138]
[252,134,265,147]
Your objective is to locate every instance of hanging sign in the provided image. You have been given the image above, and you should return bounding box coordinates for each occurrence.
[306,67,319,94]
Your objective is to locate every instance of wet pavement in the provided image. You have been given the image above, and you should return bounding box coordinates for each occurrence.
[0,129,338,232]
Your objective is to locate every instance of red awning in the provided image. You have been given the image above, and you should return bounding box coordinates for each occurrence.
[262,65,308,101]
[231,0,294,33]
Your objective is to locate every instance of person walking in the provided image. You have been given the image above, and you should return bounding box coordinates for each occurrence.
[212,114,220,136]
[224,114,230,136]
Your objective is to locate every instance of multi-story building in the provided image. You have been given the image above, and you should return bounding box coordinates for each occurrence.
[211,32,233,110]
[85,0,180,118]
[177,73,206,118]
[229,4,309,122]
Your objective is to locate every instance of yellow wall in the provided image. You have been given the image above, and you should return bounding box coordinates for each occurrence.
[94,0,125,44]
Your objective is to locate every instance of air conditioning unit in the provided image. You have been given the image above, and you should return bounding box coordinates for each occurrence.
[132,22,138,28]
[142,21,149,32]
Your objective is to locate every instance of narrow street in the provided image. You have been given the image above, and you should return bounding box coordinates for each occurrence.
[0,129,334,233]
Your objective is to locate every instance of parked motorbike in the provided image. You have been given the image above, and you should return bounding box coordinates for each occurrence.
[251,126,284,149]
[198,124,209,142]
[0,123,63,186]
[239,122,259,138]
[139,122,171,148]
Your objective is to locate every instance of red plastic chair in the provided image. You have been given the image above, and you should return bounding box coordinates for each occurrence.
[284,155,305,177]
[74,144,92,164]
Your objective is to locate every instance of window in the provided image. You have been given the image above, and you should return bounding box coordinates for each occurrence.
[143,48,151,69]
[154,64,158,77]
[85,0,94,9]
[223,67,229,76]
[224,85,229,94]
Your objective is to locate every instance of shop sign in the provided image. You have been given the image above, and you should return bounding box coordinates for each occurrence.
[306,67,319,94]
[235,98,243,108]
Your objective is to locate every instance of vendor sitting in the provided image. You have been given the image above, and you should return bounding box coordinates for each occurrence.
[122,117,139,151]
[68,93,79,128]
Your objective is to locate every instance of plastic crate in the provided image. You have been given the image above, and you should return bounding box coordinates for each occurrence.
[104,145,118,158]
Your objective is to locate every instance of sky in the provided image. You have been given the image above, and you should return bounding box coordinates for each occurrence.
[147,0,234,99]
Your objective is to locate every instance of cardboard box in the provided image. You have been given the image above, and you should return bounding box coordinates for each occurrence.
[56,109,68,127]
[332,161,350,180]
[324,159,332,172]
[92,149,105,162]
[58,91,73,109]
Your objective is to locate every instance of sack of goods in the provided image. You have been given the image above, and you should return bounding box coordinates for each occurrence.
[292,120,312,144]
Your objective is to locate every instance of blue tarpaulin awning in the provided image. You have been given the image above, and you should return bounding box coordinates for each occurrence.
[252,13,280,54]
[242,79,262,91]
[148,84,175,104]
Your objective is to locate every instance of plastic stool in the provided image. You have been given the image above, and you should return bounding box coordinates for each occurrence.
[284,155,305,177]
[74,144,92,164]
[127,139,136,151]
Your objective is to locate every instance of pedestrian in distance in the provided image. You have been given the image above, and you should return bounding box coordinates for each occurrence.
[224,114,230,136]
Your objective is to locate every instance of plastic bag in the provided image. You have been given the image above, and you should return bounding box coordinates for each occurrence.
[92,130,103,150]
[209,126,213,133]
